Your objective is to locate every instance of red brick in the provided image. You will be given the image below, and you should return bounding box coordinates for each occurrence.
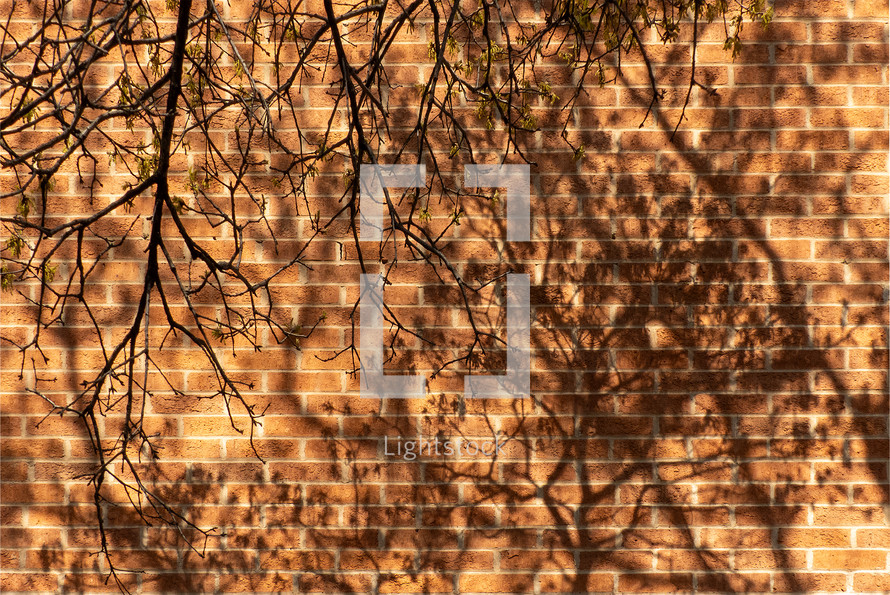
[814,506,888,526]
[538,573,613,592]
[699,528,772,548]
[857,528,890,547]
[298,573,373,592]
[777,528,851,548]
[1,573,60,591]
[617,573,693,593]
[774,484,849,505]
[813,549,886,570]
[734,549,808,570]
[457,573,534,592]
[771,573,848,592]
[697,572,771,592]
[854,573,890,592]
[655,549,730,570]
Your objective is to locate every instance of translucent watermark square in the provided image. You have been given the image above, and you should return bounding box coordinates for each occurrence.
[358,164,531,399]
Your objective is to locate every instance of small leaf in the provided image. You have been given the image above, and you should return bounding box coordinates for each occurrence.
[16,195,32,219]
[41,262,56,284]
[1,265,13,292]
[573,145,585,163]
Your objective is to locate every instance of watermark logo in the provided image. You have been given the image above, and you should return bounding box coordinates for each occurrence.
[358,164,531,399]
[383,435,508,460]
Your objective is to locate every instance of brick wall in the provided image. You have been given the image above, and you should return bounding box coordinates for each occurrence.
[1,0,888,593]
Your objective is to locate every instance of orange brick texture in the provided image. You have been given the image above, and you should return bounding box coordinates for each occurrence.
[1,0,889,593]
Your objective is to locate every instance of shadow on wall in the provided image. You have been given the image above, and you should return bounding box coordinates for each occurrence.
[11,11,889,595]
